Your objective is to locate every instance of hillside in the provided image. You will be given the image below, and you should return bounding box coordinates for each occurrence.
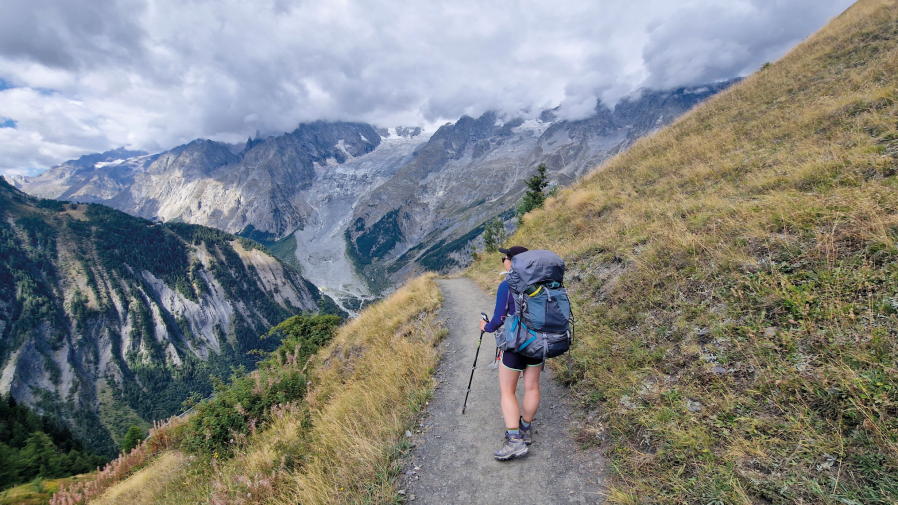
[467,0,897,502]
[0,178,323,456]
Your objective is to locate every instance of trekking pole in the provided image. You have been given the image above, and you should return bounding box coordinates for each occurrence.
[462,313,490,415]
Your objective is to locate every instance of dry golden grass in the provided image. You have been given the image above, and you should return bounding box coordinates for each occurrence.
[51,416,188,505]
[83,449,215,505]
[469,1,898,503]
[90,452,186,505]
[201,274,444,505]
[280,274,444,505]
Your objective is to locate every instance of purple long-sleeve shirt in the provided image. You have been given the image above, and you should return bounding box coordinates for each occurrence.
[484,279,515,333]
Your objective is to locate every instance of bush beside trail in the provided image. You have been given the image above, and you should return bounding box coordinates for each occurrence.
[178,315,341,458]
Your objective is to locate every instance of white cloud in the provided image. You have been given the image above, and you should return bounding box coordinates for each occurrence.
[0,0,855,175]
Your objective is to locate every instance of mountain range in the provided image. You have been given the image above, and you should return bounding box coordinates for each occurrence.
[10,82,735,309]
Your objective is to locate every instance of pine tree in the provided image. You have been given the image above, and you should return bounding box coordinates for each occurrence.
[482,217,507,253]
[516,164,550,225]
[0,442,17,488]
[19,432,60,479]
[121,426,144,455]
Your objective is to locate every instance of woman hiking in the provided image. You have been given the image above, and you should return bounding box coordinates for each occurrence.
[479,245,542,461]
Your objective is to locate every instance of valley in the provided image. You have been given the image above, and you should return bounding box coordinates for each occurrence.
[0,180,323,456]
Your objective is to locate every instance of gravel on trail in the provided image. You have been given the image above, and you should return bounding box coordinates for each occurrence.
[399,278,607,504]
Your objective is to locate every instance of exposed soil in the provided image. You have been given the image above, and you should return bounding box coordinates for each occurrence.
[399,278,607,504]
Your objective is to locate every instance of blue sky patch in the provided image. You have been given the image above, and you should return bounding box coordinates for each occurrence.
[0,119,16,129]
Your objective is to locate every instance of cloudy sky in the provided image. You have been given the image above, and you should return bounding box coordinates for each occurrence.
[0,0,854,176]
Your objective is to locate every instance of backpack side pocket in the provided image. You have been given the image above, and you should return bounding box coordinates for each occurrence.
[542,288,571,333]
[498,316,519,351]
[526,289,548,330]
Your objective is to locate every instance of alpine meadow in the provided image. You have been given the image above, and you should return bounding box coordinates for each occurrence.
[470,0,898,501]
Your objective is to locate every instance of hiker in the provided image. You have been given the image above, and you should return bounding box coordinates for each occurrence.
[479,245,540,460]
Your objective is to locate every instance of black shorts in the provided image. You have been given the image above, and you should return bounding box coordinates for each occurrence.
[501,349,543,371]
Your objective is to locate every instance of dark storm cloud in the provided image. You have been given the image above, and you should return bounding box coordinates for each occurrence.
[0,0,145,71]
[0,0,856,175]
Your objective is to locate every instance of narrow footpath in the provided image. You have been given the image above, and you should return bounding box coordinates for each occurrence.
[400,278,607,504]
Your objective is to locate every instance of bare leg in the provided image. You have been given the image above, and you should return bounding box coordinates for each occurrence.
[498,365,522,430]
[521,365,542,423]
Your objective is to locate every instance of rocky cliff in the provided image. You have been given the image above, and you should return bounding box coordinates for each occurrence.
[0,178,320,455]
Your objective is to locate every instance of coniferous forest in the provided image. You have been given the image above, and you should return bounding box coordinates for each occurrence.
[0,394,107,491]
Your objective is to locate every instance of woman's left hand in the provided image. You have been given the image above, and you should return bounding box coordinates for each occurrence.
[480,319,487,332]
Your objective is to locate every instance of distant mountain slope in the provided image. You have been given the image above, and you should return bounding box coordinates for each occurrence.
[0,178,320,455]
[11,87,730,300]
[469,0,896,502]
[11,122,384,242]
[348,83,734,284]
[9,147,151,203]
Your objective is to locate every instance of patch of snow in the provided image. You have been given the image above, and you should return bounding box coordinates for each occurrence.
[512,119,550,137]
[336,140,352,159]
[95,159,125,168]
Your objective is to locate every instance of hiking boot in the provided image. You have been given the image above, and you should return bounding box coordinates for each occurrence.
[494,431,528,461]
[519,417,532,445]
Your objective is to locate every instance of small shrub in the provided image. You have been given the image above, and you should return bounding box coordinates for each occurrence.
[179,315,340,457]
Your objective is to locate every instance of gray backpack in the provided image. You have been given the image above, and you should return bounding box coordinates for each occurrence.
[497,250,573,363]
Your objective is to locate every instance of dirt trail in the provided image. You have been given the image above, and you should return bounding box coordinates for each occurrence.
[400,278,607,504]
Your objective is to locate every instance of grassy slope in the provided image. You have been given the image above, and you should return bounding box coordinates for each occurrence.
[0,475,92,505]
[469,1,898,503]
[81,275,445,505]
